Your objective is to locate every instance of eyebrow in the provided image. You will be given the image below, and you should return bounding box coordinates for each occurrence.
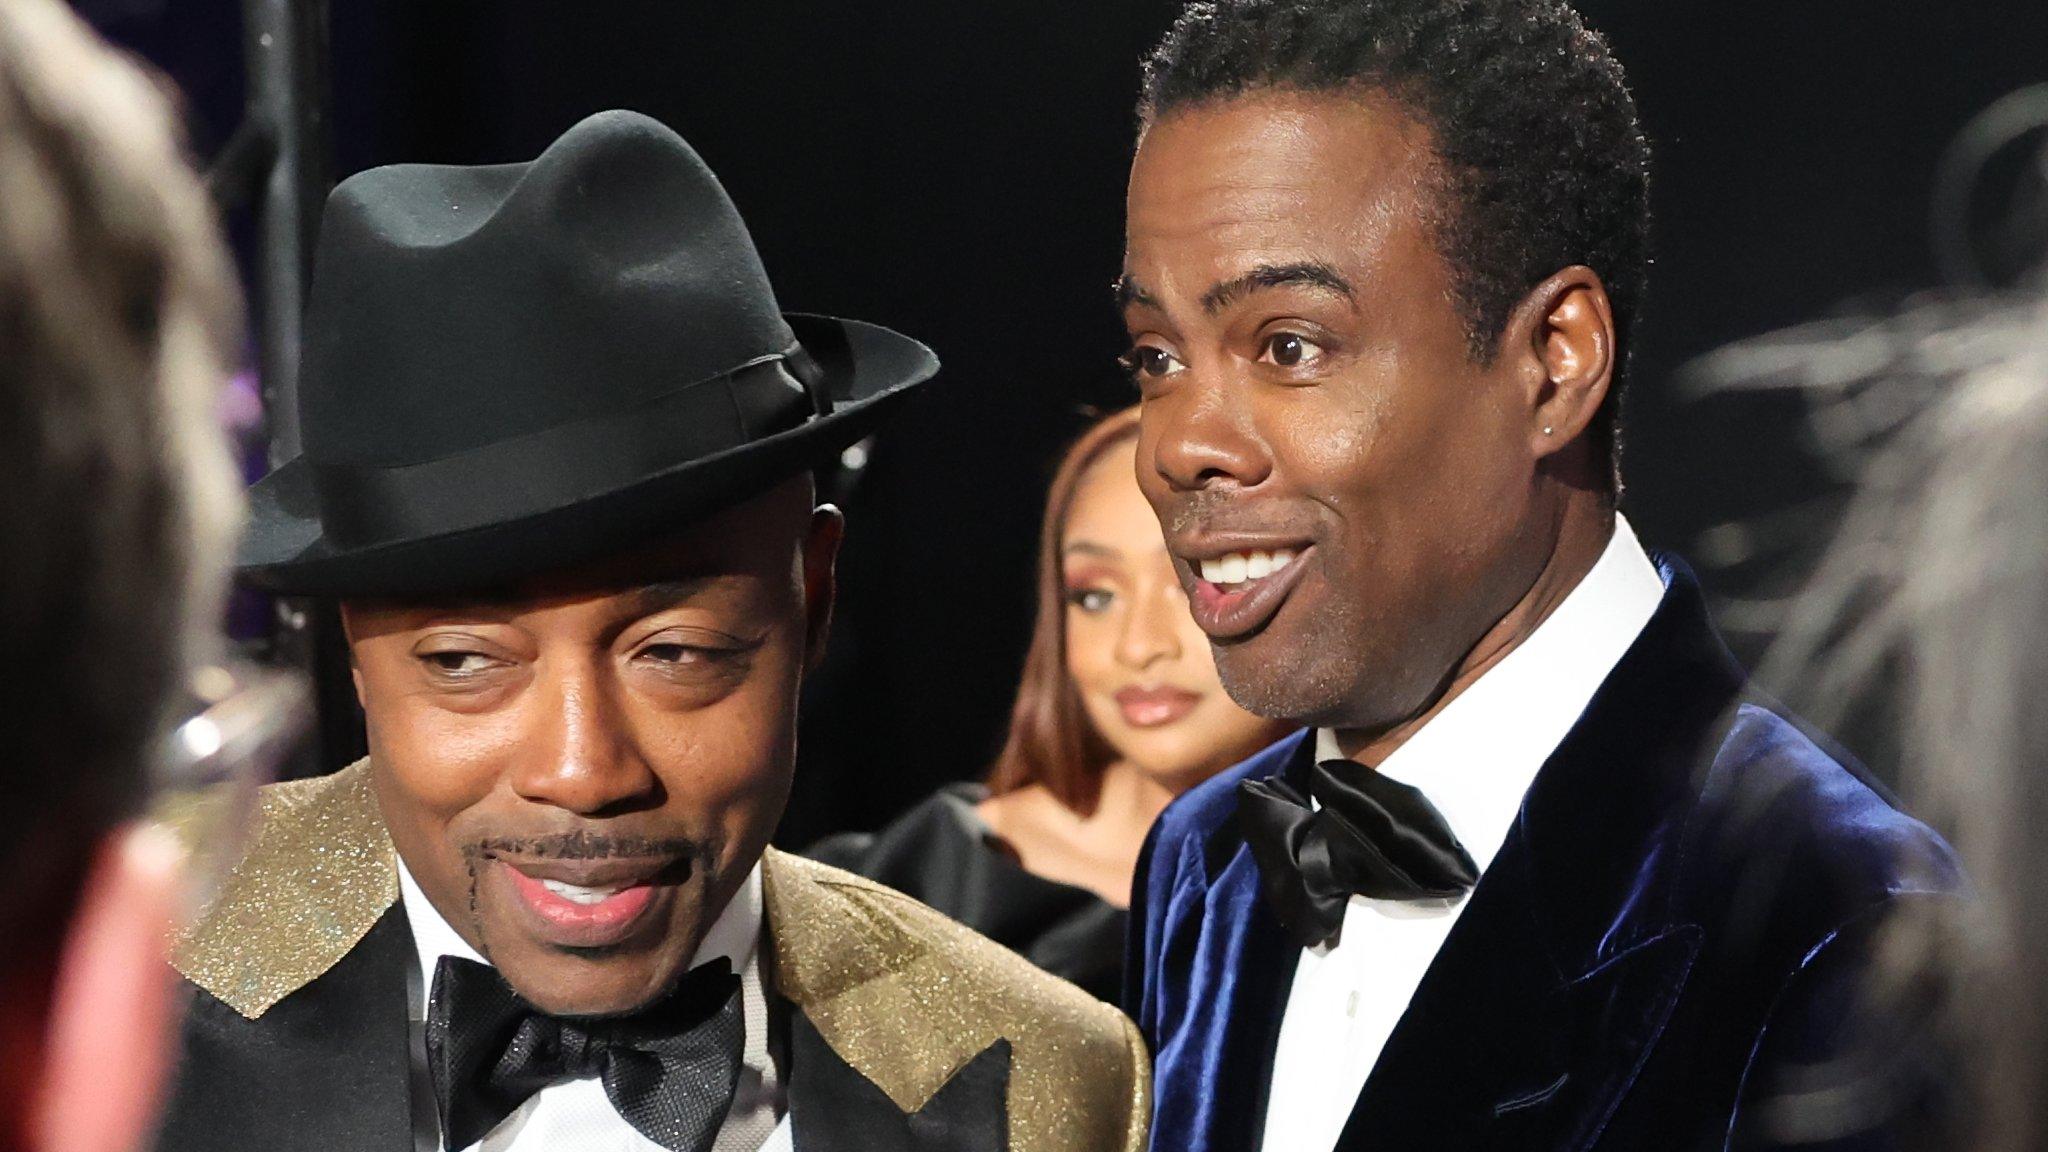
[1063,541,1123,560]
[1114,273,1157,311]
[361,576,729,639]
[1115,261,1357,318]
[1200,261,1355,315]
[623,577,722,618]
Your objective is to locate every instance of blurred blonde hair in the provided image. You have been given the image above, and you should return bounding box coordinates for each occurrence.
[1703,292,2048,1152]
[0,0,242,931]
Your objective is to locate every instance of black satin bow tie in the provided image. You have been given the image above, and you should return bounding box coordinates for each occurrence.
[1240,758,1481,949]
[424,954,744,1152]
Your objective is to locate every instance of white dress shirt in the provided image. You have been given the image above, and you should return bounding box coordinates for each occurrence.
[1257,516,1665,1152]
[400,860,791,1152]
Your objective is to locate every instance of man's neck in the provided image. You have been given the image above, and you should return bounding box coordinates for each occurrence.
[1334,499,1617,766]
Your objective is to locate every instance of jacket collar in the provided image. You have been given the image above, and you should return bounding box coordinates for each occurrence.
[1510,553,1746,980]
[1197,556,1742,976]
[760,851,959,1111]
[172,760,399,1018]
[1336,556,1741,1148]
[172,762,1011,1128]
[1185,556,1744,1149]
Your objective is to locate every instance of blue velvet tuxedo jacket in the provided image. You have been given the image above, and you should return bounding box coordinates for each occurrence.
[1129,558,1961,1152]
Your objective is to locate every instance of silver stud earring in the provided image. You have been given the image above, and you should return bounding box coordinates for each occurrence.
[1542,425,1554,436]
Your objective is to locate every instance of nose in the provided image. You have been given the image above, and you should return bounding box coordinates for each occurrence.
[1144,374,1271,494]
[1115,576,1186,672]
[507,659,663,816]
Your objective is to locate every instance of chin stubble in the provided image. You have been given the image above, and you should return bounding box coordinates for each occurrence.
[1211,594,1375,727]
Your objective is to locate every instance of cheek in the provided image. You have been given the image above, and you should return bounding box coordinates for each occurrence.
[359,668,517,820]
[1281,366,1517,555]
[1173,596,1217,667]
[638,649,804,816]
[1261,381,1393,513]
[1061,610,1119,691]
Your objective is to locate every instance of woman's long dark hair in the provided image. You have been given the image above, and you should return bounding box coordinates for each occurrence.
[982,407,1142,816]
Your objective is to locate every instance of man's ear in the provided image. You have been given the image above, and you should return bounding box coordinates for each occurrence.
[1503,265,1616,459]
[801,505,845,673]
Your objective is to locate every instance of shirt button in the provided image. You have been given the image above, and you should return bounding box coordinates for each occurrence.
[1346,991,1360,1017]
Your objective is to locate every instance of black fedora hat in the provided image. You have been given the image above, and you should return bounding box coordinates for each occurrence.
[239,110,938,597]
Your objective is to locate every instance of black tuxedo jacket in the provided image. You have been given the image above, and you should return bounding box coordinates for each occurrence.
[1130,557,1962,1152]
[158,764,1149,1152]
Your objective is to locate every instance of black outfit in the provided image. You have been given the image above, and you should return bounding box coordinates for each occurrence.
[172,111,1151,1152]
[810,785,1128,1003]
[1132,558,1964,1152]
[159,768,1149,1152]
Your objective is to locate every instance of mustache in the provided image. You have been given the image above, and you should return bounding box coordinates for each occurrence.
[456,830,720,955]
[461,831,707,862]
[1162,491,1321,538]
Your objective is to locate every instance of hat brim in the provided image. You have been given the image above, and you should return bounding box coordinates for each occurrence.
[237,313,936,598]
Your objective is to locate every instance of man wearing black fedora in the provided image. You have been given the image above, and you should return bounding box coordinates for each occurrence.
[154,110,1149,1152]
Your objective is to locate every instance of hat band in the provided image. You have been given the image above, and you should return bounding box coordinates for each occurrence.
[309,354,813,550]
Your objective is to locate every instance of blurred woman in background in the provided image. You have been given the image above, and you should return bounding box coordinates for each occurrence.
[811,406,1292,1001]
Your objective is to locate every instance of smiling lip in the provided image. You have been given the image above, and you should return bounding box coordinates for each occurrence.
[492,856,679,949]
[1181,543,1316,640]
[1114,685,1203,728]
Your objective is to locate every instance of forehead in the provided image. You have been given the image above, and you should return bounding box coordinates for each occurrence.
[1125,90,1438,297]
[350,481,811,625]
[1064,441,1164,552]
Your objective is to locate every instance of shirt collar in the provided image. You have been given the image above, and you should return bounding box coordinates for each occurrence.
[397,853,765,1017]
[1313,514,1665,872]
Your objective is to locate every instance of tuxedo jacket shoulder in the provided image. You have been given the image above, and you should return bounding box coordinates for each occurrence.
[161,761,1149,1152]
[763,851,1150,1152]
[1130,557,1963,1152]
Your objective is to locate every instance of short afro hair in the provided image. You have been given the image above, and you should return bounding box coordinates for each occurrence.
[1140,0,1651,479]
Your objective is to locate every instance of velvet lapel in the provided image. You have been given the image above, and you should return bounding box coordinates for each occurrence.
[1328,557,1745,1152]
[1145,733,1310,1152]
[156,903,416,1152]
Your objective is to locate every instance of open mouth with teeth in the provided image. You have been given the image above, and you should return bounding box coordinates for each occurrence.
[539,878,634,905]
[1197,548,1301,588]
[1184,544,1314,641]
[488,856,690,950]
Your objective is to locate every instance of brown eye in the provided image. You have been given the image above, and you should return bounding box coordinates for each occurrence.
[1119,344,1185,378]
[1260,332,1323,368]
[640,643,707,666]
[421,651,497,676]
[632,634,755,678]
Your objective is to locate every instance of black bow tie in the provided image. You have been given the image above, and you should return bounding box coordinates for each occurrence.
[424,954,744,1152]
[1239,757,1481,950]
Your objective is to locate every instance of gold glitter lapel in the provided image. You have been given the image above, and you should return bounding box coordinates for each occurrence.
[762,851,1150,1152]
[172,759,398,1019]
[170,764,1149,1152]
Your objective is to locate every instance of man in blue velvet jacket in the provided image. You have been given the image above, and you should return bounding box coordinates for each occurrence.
[1115,2,1961,1149]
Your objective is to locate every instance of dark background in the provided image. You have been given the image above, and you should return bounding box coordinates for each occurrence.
[83,0,2048,843]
